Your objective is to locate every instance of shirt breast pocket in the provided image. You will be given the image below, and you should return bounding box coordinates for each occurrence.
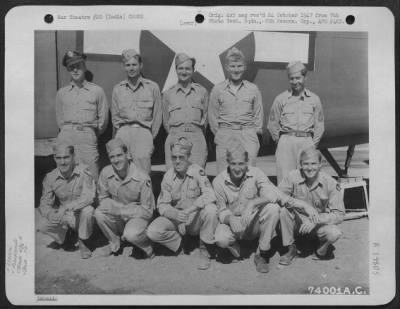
[187,184,200,198]
[282,105,296,124]
[125,187,140,202]
[83,99,97,112]
[244,187,257,200]
[137,100,153,120]
[243,95,254,107]
[315,194,329,212]
[300,105,314,125]
[190,100,204,120]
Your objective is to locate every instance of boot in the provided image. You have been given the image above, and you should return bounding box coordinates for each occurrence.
[254,250,270,273]
[79,239,92,259]
[197,241,211,270]
[279,243,296,265]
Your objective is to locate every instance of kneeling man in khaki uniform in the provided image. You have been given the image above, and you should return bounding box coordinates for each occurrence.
[147,137,218,270]
[279,146,345,261]
[95,138,155,258]
[36,143,95,259]
[213,140,292,273]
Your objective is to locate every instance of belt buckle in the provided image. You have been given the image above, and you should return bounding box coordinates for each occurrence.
[184,127,192,132]
[75,124,84,131]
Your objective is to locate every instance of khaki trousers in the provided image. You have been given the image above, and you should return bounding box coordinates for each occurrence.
[215,128,259,174]
[165,127,208,170]
[58,126,99,180]
[116,125,154,175]
[36,206,95,244]
[275,135,314,184]
[147,204,218,252]
[94,203,153,255]
[214,203,280,252]
[280,207,342,255]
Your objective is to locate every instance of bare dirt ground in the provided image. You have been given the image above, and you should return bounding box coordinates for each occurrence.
[35,217,369,295]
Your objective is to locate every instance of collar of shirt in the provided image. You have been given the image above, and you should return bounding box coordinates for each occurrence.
[68,80,90,91]
[297,169,323,191]
[176,82,197,95]
[221,79,248,91]
[172,164,195,181]
[107,162,141,184]
[55,164,81,180]
[287,88,311,99]
[121,76,145,92]
[222,167,255,188]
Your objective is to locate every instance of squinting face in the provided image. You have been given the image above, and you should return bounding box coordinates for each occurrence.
[108,147,129,175]
[225,60,246,82]
[176,60,194,84]
[288,71,306,94]
[300,155,322,180]
[67,62,86,83]
[124,57,143,79]
[228,152,248,181]
[171,147,191,175]
[54,148,75,176]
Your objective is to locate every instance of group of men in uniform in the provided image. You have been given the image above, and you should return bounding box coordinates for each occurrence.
[36,46,344,273]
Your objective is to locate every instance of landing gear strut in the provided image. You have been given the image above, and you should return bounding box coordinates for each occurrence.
[320,145,355,177]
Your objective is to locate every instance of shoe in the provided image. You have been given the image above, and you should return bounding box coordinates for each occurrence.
[173,239,185,256]
[147,251,156,259]
[279,244,296,265]
[254,254,270,273]
[145,247,155,259]
[47,241,63,250]
[98,244,112,257]
[197,243,211,270]
[227,241,241,259]
[79,239,92,259]
[312,248,334,261]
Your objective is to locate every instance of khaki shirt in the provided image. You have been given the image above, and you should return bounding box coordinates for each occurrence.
[208,80,263,135]
[98,162,155,221]
[56,80,109,135]
[267,89,324,144]
[212,166,281,223]
[111,77,162,138]
[157,164,216,216]
[162,82,208,133]
[278,169,345,224]
[39,164,95,217]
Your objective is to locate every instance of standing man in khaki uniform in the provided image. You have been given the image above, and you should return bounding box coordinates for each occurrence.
[278,146,344,262]
[146,137,218,270]
[111,49,162,175]
[267,61,324,184]
[162,53,209,169]
[56,51,109,180]
[208,47,263,173]
[95,138,155,258]
[36,143,95,259]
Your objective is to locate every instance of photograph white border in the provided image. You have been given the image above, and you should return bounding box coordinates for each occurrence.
[5,5,396,305]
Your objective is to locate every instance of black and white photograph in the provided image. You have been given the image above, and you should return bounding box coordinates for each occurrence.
[5,5,396,305]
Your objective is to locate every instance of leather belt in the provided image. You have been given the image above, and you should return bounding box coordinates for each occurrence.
[171,124,201,133]
[219,123,254,130]
[122,122,150,131]
[64,124,93,131]
[280,131,313,138]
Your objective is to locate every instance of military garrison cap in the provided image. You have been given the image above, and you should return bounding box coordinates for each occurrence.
[286,61,307,76]
[175,53,196,68]
[171,136,193,153]
[121,49,141,63]
[106,138,128,154]
[62,50,87,67]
